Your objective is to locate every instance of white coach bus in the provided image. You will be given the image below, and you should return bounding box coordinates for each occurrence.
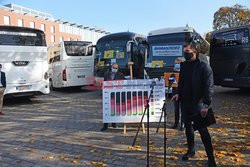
[48,41,94,89]
[0,26,49,97]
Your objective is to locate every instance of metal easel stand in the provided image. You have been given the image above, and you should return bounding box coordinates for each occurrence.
[132,80,156,167]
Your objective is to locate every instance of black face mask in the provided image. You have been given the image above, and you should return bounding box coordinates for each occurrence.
[184,52,194,61]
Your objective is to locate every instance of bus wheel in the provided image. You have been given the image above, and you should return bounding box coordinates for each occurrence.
[49,79,55,91]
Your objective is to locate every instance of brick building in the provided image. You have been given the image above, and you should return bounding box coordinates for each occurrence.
[0,4,109,46]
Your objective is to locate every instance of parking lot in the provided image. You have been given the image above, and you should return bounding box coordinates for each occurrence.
[0,86,249,167]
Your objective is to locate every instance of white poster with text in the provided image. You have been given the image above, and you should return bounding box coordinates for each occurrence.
[152,45,182,57]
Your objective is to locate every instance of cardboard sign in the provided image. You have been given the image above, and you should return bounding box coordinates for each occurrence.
[164,72,179,88]
[97,61,104,66]
[152,60,164,68]
[116,52,124,58]
[104,50,114,59]
[102,79,165,123]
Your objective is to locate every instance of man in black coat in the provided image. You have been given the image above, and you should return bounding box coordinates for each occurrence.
[0,64,6,115]
[101,63,125,131]
[172,38,216,167]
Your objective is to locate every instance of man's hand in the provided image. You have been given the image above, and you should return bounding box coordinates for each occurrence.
[201,108,208,118]
[171,94,179,101]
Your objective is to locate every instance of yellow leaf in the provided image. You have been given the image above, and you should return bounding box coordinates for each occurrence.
[169,155,179,160]
[63,157,69,161]
[105,152,111,155]
[29,139,35,144]
[167,147,173,151]
[48,156,54,159]
[89,149,96,152]
[74,154,83,159]
[91,161,98,165]
[27,148,36,153]
[72,160,78,164]
[196,161,203,167]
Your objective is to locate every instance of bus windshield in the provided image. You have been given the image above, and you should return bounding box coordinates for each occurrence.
[64,41,92,56]
[96,39,128,66]
[0,30,46,46]
[147,32,190,66]
[211,28,249,47]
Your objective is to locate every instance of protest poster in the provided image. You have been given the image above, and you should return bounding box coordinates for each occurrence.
[102,79,165,123]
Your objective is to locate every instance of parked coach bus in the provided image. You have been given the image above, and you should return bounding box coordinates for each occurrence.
[146,26,210,78]
[95,32,147,79]
[210,25,250,88]
[0,26,49,97]
[48,41,94,89]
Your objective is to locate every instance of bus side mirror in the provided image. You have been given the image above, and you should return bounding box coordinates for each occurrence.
[86,45,93,55]
[126,41,134,53]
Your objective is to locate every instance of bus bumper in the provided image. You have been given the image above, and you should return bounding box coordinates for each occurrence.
[215,76,250,88]
[4,80,50,97]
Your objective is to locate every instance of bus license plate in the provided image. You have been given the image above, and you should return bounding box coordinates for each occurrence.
[16,85,31,90]
[77,75,85,78]
[224,78,234,82]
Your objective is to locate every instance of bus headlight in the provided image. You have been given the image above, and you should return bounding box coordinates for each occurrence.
[44,72,49,80]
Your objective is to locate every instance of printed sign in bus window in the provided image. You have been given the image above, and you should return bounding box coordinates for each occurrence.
[104,50,114,59]
[152,45,182,57]
[116,52,124,59]
[98,61,104,66]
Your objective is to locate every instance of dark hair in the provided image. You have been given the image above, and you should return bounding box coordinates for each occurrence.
[186,35,201,53]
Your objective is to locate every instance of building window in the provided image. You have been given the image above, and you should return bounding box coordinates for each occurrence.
[17,19,23,27]
[51,35,55,43]
[41,24,45,32]
[51,26,55,33]
[59,37,63,42]
[3,16,10,25]
[30,22,35,28]
[59,24,63,32]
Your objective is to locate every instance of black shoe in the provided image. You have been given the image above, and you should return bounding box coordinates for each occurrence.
[171,124,178,129]
[180,124,184,131]
[182,150,195,161]
[101,127,108,131]
[111,123,117,128]
[208,157,216,167]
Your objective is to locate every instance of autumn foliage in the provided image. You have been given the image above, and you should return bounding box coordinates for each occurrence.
[213,4,250,30]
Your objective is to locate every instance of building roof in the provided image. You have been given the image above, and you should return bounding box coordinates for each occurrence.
[3,3,54,20]
[0,3,109,34]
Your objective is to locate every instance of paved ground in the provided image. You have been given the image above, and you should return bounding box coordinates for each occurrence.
[0,87,249,167]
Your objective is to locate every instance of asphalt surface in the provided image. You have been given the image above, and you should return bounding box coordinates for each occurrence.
[0,86,249,167]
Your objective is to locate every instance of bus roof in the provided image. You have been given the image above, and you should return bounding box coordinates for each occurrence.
[211,25,250,36]
[97,32,144,42]
[0,25,45,34]
[148,27,195,36]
